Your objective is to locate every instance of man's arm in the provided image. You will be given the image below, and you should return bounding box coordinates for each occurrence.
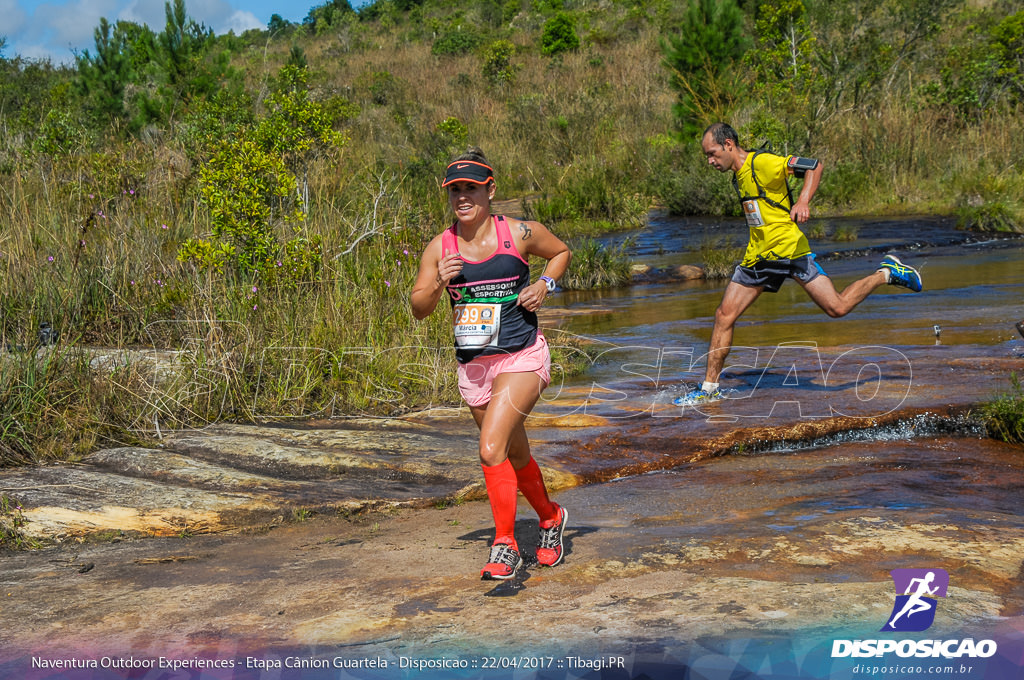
[790,159,823,224]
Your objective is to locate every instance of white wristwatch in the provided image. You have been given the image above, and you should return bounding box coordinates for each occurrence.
[539,275,556,292]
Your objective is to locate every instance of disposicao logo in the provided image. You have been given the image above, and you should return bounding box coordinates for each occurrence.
[831,568,998,660]
[882,568,948,632]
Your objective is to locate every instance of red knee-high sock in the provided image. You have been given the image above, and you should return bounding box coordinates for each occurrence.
[481,459,519,549]
[514,457,559,526]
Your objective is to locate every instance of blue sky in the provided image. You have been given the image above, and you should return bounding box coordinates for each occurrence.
[2,0,311,64]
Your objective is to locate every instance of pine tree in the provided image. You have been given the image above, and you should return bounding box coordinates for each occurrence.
[661,0,748,138]
[75,18,133,123]
[155,0,216,120]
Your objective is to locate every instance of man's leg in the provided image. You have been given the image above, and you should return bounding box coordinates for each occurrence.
[800,270,887,318]
[704,281,763,384]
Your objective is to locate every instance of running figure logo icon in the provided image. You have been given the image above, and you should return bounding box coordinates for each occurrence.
[881,568,949,632]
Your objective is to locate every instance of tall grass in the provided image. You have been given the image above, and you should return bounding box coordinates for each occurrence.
[814,101,1024,228]
[1,20,679,466]
[699,237,744,279]
[561,237,633,290]
[0,495,40,550]
[980,373,1024,444]
[0,139,460,464]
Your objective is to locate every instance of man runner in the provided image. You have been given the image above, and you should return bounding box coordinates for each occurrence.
[676,122,923,405]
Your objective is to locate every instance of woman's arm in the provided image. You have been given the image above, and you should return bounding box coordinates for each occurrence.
[509,219,572,313]
[409,235,463,320]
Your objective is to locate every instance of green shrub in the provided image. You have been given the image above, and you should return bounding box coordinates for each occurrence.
[956,201,1022,233]
[805,222,826,239]
[33,107,89,156]
[950,166,1023,233]
[524,195,578,225]
[360,70,400,106]
[980,373,1024,443]
[831,224,859,241]
[256,64,347,174]
[176,87,256,156]
[561,237,632,289]
[435,116,468,148]
[482,39,519,87]
[819,160,873,208]
[650,141,738,216]
[540,12,579,56]
[699,236,743,279]
[502,0,522,23]
[432,28,482,56]
[187,134,304,276]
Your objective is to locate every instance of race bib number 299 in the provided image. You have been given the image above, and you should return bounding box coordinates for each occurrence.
[453,303,501,349]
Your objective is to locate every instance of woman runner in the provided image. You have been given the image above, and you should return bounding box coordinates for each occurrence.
[410,148,571,580]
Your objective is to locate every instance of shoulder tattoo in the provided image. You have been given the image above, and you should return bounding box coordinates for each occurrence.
[518,222,533,240]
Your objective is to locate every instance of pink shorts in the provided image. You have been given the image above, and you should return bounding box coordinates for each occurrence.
[457,335,551,407]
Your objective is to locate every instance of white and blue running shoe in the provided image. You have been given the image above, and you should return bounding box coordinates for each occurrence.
[879,255,923,293]
[672,387,723,406]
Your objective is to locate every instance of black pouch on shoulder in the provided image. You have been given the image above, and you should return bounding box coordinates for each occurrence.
[787,156,819,178]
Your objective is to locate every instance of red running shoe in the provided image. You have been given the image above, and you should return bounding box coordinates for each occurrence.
[480,543,522,580]
[536,504,568,567]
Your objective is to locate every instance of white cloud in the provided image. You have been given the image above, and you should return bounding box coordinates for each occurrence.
[0,0,28,41]
[6,0,279,63]
[117,0,167,27]
[119,0,264,35]
[48,0,121,48]
[7,0,121,63]
[12,42,59,60]
[219,9,262,34]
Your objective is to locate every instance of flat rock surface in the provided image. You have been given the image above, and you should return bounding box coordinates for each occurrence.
[1,434,1022,671]
[1,344,1022,678]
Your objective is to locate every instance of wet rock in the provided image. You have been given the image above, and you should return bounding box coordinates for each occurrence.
[630,263,653,277]
[2,417,578,540]
[3,465,280,539]
[88,448,287,490]
[672,264,705,280]
[1,464,1015,660]
[625,263,706,283]
[546,414,609,428]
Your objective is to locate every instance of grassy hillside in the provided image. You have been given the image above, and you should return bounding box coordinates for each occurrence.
[0,0,1022,465]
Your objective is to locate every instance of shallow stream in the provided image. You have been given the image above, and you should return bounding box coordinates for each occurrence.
[528,214,1024,585]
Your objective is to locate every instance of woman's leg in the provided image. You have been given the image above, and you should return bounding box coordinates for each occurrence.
[469,370,546,542]
[471,370,568,570]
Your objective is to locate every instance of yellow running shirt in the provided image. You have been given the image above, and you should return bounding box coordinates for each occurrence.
[734,151,811,266]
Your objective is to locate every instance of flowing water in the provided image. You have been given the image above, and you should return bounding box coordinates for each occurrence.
[557,214,1024,350]
[526,214,1024,589]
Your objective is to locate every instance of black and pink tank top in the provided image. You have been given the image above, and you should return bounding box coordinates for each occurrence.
[442,215,538,364]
